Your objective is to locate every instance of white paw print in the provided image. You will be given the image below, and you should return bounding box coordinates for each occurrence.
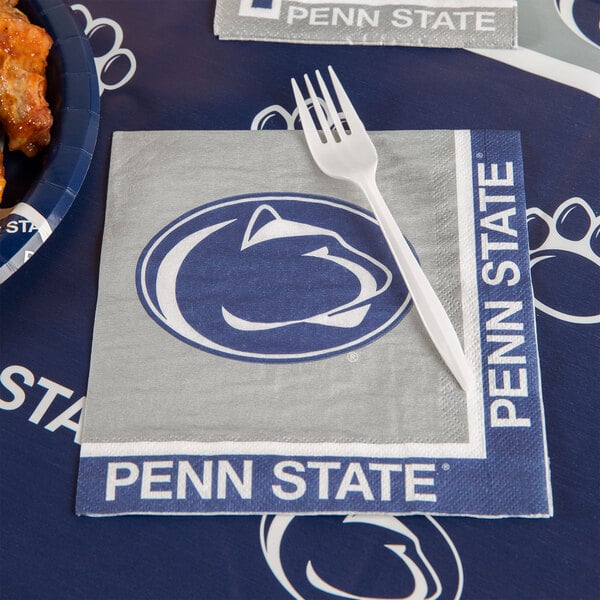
[527,198,600,324]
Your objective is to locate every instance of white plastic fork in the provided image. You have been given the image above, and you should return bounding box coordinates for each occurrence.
[291,66,473,392]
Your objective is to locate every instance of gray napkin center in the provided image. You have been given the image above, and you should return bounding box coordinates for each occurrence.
[83,130,467,447]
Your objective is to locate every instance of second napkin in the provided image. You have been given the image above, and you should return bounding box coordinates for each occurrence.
[214,1,518,48]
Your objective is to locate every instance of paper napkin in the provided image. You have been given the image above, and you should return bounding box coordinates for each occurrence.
[214,1,518,48]
[76,130,551,517]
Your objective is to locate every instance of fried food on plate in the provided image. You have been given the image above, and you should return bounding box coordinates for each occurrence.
[0,146,5,200]
[0,0,53,162]
[0,0,53,203]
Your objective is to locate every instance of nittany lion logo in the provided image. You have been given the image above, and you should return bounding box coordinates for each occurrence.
[137,193,411,361]
[556,0,600,49]
[260,514,463,600]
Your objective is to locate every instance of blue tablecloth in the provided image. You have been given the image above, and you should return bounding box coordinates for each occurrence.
[1,1,598,597]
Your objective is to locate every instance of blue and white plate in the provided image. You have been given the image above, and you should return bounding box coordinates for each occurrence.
[0,0,99,284]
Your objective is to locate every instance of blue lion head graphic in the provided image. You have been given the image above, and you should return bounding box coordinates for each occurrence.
[137,193,411,362]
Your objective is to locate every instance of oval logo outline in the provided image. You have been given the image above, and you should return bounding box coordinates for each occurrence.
[136,192,412,362]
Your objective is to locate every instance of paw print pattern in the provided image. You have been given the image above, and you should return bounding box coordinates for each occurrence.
[251,100,345,131]
[71,4,137,95]
[527,198,600,324]
[251,104,301,130]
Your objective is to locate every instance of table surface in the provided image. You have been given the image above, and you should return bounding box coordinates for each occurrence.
[1,1,599,598]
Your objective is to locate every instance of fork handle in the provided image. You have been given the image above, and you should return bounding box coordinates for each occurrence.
[359,177,473,393]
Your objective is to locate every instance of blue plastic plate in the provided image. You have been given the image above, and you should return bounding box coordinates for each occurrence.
[0,0,100,284]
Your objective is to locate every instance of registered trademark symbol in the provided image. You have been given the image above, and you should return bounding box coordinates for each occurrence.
[442,463,450,471]
[347,352,359,363]
[476,152,484,159]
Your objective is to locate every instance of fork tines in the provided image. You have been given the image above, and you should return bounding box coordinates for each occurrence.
[291,66,365,141]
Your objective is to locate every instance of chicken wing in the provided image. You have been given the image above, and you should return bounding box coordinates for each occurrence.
[0,148,5,200]
[0,0,53,160]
